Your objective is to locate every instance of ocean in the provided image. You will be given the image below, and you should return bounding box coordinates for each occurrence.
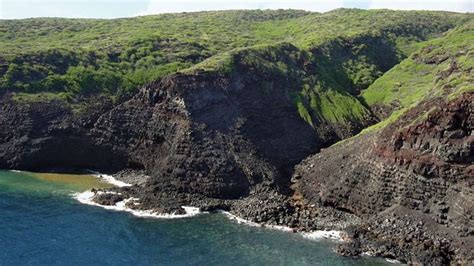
[0,170,389,265]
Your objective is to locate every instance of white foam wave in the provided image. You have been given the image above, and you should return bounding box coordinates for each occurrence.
[219,210,262,227]
[84,170,132,187]
[385,258,402,264]
[362,251,374,256]
[301,230,343,241]
[95,173,131,187]
[74,190,204,219]
[220,210,345,241]
[219,211,290,232]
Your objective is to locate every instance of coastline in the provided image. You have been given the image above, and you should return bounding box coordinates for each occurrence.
[8,170,348,243]
[220,210,344,241]
[84,170,133,188]
[74,172,406,264]
[74,187,346,242]
[8,169,401,264]
[74,190,204,219]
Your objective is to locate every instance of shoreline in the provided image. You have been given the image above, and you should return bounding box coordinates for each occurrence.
[74,172,205,219]
[8,169,132,187]
[9,169,400,264]
[73,172,403,261]
[84,169,133,187]
[74,190,205,219]
[74,188,346,242]
[8,169,346,242]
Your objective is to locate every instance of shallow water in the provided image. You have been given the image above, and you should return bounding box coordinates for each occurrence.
[0,170,389,265]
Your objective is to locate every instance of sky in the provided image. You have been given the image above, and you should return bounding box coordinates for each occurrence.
[0,0,472,19]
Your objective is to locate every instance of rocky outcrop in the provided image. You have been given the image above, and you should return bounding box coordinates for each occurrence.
[1,32,472,265]
[293,92,473,264]
[0,96,128,171]
[0,48,374,199]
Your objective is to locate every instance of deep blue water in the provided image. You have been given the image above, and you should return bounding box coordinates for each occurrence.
[0,171,389,265]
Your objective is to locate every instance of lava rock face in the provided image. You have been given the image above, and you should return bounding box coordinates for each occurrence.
[2,46,471,264]
[91,70,322,200]
[0,96,128,171]
[0,59,371,201]
[294,92,473,264]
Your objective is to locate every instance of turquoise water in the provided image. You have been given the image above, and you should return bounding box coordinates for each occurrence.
[0,171,389,265]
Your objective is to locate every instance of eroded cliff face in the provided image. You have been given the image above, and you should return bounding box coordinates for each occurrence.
[1,26,472,264]
[1,34,414,204]
[0,52,374,202]
[92,69,321,200]
[293,92,473,264]
[0,97,128,171]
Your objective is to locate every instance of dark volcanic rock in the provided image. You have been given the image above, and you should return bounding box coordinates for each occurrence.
[90,70,319,200]
[294,92,474,264]
[93,191,125,206]
[3,41,471,264]
[0,97,128,171]
[0,52,373,201]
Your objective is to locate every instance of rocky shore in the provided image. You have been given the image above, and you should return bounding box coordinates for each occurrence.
[1,62,472,264]
[86,91,473,264]
[293,93,474,264]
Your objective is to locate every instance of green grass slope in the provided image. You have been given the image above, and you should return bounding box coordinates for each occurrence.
[210,43,373,125]
[360,21,474,132]
[0,9,470,100]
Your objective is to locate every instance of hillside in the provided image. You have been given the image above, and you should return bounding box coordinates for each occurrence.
[362,21,474,122]
[0,9,470,100]
[0,8,473,265]
[293,22,473,263]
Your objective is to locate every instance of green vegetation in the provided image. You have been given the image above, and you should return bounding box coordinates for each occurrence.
[360,21,474,132]
[0,9,470,100]
[0,9,472,129]
[194,42,374,124]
